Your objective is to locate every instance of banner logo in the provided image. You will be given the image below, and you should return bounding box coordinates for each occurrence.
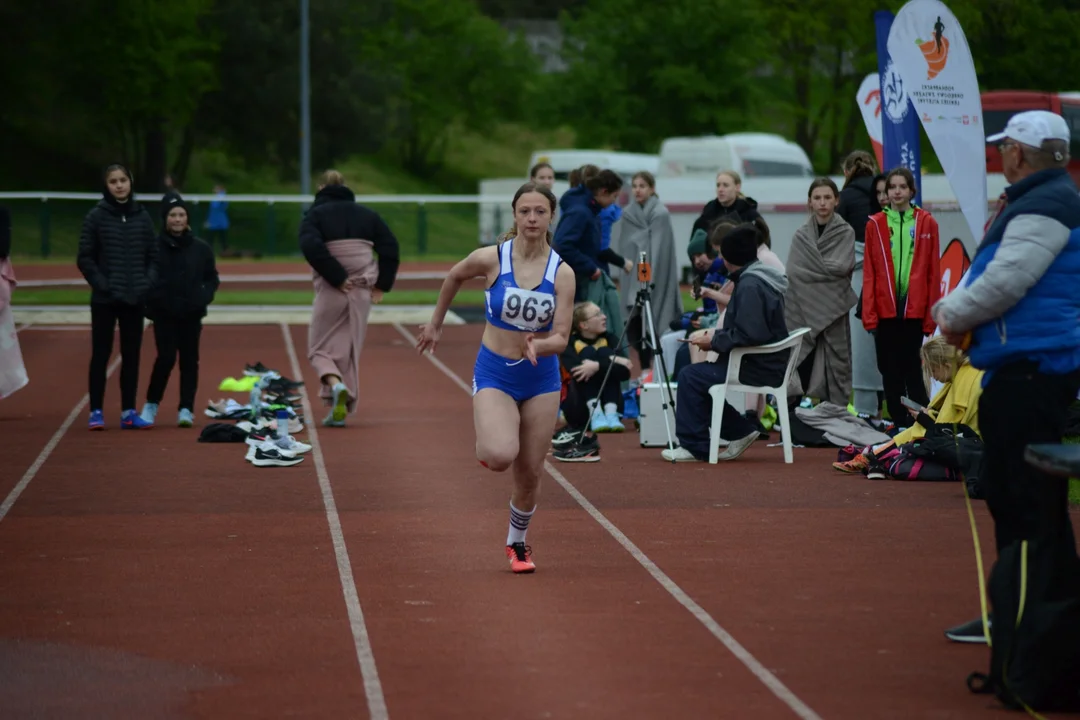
[882,60,911,124]
[939,237,971,298]
[917,16,950,79]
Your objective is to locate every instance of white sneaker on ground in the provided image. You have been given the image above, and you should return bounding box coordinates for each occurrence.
[717,431,758,461]
[661,447,701,463]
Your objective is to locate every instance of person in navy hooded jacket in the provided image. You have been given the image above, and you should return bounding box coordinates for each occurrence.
[933,111,1080,645]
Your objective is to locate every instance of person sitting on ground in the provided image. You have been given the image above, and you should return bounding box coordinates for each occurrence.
[560,301,633,435]
[833,336,983,475]
[662,224,790,463]
[140,194,220,427]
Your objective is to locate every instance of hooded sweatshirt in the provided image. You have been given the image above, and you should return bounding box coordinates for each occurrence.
[709,260,790,386]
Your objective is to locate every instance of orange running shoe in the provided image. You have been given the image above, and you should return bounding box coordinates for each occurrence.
[833,453,870,474]
[505,542,535,573]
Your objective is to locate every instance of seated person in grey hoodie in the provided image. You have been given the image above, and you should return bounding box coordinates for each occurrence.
[663,224,790,463]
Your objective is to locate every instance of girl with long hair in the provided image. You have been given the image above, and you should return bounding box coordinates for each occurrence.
[76,164,157,430]
[786,177,858,407]
[862,167,941,428]
[417,182,575,574]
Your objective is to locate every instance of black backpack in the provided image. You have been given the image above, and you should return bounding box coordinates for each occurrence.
[906,414,986,498]
[968,536,1080,712]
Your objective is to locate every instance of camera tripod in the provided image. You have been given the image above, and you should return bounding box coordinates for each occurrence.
[576,252,677,453]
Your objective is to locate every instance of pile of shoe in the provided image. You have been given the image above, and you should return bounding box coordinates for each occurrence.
[212,361,313,468]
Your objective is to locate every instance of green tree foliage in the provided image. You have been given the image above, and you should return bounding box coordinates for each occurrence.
[554,0,768,151]
[1,0,218,189]
[359,0,537,175]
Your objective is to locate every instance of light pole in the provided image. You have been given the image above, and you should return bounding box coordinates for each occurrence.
[299,0,311,196]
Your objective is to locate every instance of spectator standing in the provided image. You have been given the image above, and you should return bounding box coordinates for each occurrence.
[786,177,858,407]
[139,194,220,427]
[205,184,230,252]
[76,164,157,430]
[933,111,1080,651]
[862,167,940,428]
[688,170,761,249]
[0,204,28,400]
[301,170,400,427]
[837,151,885,421]
[611,171,683,379]
[552,168,627,331]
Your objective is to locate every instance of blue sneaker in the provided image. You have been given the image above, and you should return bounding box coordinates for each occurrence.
[140,402,158,425]
[121,409,153,429]
[589,407,612,433]
[605,410,624,433]
[88,409,105,431]
[178,408,194,427]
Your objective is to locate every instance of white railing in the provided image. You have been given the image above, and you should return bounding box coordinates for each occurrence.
[0,191,517,205]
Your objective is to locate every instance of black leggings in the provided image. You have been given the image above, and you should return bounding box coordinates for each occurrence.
[146,317,203,411]
[873,318,928,427]
[627,314,653,371]
[89,302,145,412]
[561,362,630,429]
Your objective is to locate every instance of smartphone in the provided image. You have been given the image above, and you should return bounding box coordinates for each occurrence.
[900,396,922,412]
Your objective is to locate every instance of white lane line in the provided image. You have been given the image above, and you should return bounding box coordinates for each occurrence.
[391,322,822,720]
[279,322,389,720]
[15,321,33,333]
[0,355,122,524]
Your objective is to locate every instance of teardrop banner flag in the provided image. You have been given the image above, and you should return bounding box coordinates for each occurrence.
[938,237,971,299]
[887,0,987,244]
[875,10,922,205]
[856,73,885,170]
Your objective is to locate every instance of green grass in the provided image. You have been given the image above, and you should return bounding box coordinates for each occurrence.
[15,285,698,312]
[11,288,488,307]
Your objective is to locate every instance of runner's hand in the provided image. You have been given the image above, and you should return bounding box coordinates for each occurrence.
[371,288,384,304]
[522,333,538,366]
[416,323,442,354]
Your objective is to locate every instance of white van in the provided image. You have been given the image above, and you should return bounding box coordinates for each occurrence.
[656,133,814,179]
[527,150,659,182]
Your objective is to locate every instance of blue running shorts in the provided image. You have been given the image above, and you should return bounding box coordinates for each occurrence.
[472,343,561,404]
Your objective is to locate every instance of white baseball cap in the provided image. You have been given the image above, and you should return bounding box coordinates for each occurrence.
[986,110,1071,149]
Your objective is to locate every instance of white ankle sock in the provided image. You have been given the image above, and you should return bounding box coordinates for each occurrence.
[506,503,535,545]
[603,402,617,416]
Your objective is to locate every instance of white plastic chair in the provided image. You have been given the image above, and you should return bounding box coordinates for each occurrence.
[707,327,810,465]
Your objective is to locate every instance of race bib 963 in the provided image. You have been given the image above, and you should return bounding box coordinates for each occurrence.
[500,287,555,331]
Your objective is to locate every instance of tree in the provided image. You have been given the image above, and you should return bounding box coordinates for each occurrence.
[554,0,771,152]
[358,0,538,175]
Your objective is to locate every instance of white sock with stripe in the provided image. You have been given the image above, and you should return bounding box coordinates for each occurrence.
[506,503,535,545]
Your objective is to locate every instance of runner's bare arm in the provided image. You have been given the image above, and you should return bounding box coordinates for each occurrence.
[529,263,576,357]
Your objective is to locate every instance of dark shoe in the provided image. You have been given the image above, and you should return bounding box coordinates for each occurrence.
[552,427,584,448]
[944,616,990,644]
[553,434,600,463]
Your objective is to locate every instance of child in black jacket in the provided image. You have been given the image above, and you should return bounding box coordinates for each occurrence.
[560,301,633,435]
[139,194,220,427]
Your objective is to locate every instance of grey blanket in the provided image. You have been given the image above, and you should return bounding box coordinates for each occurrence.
[610,195,684,335]
[795,401,891,448]
[785,213,858,404]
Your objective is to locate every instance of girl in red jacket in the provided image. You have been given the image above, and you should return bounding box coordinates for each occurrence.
[862,167,940,429]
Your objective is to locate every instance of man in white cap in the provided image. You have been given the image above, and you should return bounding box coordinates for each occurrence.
[932,111,1080,664]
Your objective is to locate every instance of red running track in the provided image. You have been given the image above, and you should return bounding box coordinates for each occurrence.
[1,321,1073,719]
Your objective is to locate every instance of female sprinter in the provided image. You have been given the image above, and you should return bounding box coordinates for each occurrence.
[417,182,575,574]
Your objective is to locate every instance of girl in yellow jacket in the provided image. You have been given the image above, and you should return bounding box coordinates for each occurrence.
[834,337,983,474]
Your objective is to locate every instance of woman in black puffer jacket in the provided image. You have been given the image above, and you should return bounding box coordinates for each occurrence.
[76,164,157,430]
